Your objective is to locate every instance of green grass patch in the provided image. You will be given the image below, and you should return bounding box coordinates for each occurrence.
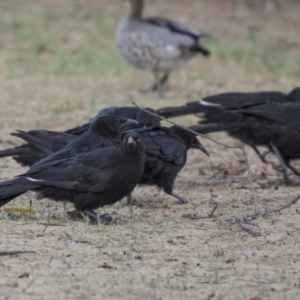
[206,28,300,78]
[0,1,298,78]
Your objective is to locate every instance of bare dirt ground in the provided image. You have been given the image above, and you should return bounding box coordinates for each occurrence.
[1,1,300,299]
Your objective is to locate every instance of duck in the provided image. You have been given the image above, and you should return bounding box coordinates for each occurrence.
[116,0,210,96]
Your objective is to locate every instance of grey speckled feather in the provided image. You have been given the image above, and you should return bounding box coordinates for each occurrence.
[116,0,210,95]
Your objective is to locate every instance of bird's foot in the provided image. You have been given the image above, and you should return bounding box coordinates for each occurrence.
[83,210,113,225]
[126,193,133,206]
[170,192,188,204]
[139,83,165,98]
[271,163,283,172]
[139,84,158,94]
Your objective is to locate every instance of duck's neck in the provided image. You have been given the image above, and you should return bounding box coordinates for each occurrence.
[129,0,144,19]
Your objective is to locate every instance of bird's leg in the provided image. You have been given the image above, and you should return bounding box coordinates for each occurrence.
[270,142,294,185]
[287,163,300,177]
[127,192,133,206]
[139,72,159,94]
[159,72,169,86]
[252,145,269,164]
[83,210,113,225]
[139,72,169,97]
[252,145,283,172]
[261,150,271,161]
[157,73,169,98]
[170,192,188,204]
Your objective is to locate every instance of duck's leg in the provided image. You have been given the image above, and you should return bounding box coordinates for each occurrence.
[157,73,169,98]
[139,72,159,93]
[139,72,169,97]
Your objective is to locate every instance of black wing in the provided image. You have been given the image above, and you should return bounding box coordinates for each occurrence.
[190,91,286,109]
[143,17,205,39]
[25,147,118,193]
[234,102,300,129]
[12,130,75,155]
[127,127,186,165]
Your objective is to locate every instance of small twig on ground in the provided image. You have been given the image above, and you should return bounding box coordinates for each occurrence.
[263,195,300,216]
[237,215,260,236]
[182,203,219,220]
[0,250,36,256]
[209,202,219,218]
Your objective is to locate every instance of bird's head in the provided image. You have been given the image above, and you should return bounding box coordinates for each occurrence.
[122,0,144,19]
[170,126,209,156]
[136,108,161,128]
[122,133,145,152]
[90,116,139,135]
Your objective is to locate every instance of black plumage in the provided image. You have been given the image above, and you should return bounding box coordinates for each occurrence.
[0,109,208,202]
[33,116,138,168]
[66,106,161,136]
[157,87,300,184]
[126,125,208,203]
[0,130,75,167]
[157,87,300,120]
[0,133,145,219]
[0,116,138,167]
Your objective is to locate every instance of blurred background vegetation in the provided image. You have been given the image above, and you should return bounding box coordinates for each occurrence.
[0,0,299,132]
[0,0,299,78]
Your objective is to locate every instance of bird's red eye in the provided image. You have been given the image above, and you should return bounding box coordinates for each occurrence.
[123,138,126,143]
[136,138,141,143]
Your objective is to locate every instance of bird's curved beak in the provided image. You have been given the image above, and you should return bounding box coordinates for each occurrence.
[193,142,209,157]
[127,136,136,144]
[120,119,140,130]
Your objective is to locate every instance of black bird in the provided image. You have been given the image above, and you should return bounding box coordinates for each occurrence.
[0,116,138,167]
[225,101,300,183]
[66,106,161,136]
[157,87,300,184]
[0,133,145,221]
[126,125,209,203]
[0,114,208,202]
[157,87,300,120]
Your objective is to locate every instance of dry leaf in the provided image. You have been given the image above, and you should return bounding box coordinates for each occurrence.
[243,161,277,176]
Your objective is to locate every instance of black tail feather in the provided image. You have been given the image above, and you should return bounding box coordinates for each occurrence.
[189,120,245,134]
[190,44,211,56]
[0,178,39,208]
[12,131,53,156]
[156,105,202,118]
[0,146,26,158]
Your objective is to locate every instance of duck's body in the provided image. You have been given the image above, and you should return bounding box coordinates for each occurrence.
[116,0,210,95]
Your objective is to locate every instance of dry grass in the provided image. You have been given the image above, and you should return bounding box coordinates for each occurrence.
[1,1,300,299]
